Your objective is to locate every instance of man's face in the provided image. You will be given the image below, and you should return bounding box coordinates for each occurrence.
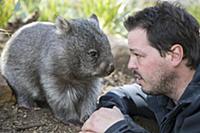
[127,28,176,95]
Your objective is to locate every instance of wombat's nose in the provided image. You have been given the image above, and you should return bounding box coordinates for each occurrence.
[108,63,115,74]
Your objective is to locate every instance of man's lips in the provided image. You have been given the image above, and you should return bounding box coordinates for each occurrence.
[134,74,142,80]
[133,71,143,80]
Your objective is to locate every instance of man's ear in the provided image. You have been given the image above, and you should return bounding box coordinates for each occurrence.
[167,44,184,67]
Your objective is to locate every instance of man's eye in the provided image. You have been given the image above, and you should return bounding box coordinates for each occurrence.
[134,53,141,57]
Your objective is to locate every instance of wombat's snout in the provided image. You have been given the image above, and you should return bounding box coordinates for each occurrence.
[99,61,115,76]
[107,63,115,75]
[92,61,114,77]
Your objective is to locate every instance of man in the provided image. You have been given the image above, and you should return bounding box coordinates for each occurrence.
[80,1,200,133]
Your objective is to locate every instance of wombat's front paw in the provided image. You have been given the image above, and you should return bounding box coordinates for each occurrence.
[54,113,82,126]
[80,114,90,123]
[66,119,83,126]
[17,97,34,109]
[58,118,83,127]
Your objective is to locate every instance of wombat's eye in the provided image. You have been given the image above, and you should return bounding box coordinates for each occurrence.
[88,49,98,58]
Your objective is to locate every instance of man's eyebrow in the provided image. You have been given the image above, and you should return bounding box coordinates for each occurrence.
[129,48,146,56]
[129,48,141,53]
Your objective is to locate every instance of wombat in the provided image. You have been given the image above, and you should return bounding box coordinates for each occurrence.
[1,14,114,124]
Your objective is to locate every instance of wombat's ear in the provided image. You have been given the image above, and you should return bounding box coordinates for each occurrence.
[55,16,71,34]
[89,14,99,27]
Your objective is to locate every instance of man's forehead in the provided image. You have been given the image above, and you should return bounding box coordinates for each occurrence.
[128,30,149,46]
[128,29,148,44]
[128,27,147,37]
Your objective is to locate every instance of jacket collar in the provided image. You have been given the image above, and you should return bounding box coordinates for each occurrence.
[190,65,200,83]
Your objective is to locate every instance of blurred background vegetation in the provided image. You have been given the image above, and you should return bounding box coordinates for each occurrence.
[0,0,200,38]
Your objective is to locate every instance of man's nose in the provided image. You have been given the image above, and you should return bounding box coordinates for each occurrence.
[128,56,138,70]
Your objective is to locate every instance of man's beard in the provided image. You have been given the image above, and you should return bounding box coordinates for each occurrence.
[147,70,178,96]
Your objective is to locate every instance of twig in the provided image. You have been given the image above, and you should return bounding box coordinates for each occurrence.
[15,123,45,131]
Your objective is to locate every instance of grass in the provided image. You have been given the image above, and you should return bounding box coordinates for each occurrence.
[0,0,18,28]
[77,0,124,34]
[0,0,130,36]
[0,0,200,37]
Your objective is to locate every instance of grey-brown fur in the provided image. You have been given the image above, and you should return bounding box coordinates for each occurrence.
[1,15,114,124]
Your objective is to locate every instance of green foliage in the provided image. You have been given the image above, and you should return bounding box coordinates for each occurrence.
[0,0,18,28]
[12,0,71,21]
[2,0,199,37]
[187,2,200,23]
[2,0,132,36]
[77,0,127,35]
[38,0,71,21]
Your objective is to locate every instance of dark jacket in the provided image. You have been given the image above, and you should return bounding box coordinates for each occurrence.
[98,65,200,133]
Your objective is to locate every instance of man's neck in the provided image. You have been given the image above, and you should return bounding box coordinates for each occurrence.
[171,66,195,104]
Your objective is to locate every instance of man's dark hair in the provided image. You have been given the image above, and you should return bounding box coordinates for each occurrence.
[124,1,200,69]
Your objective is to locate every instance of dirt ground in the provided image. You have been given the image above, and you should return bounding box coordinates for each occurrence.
[0,32,159,132]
